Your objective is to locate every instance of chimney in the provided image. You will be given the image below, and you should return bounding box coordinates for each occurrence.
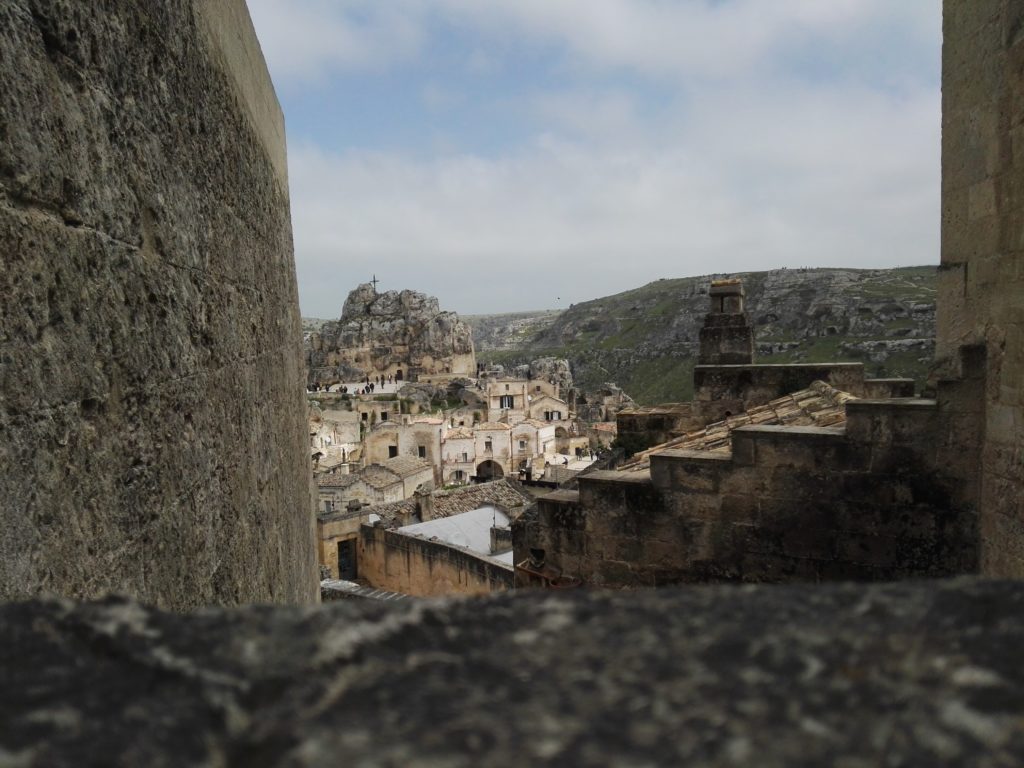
[698,279,754,365]
[413,484,435,521]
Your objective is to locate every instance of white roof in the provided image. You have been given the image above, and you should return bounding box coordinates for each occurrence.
[400,505,510,560]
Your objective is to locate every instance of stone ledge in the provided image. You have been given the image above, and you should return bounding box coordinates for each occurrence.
[2,578,1023,765]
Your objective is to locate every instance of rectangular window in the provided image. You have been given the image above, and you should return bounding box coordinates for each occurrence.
[485,440,493,452]
[519,440,527,449]
[381,411,388,421]
[362,413,368,421]
[500,395,514,409]
[418,446,426,458]
[461,452,469,462]
[388,445,398,458]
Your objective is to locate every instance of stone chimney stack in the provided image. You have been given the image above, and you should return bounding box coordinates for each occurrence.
[698,279,754,365]
[413,484,435,522]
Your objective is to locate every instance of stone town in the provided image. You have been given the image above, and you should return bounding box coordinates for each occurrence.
[307,282,614,594]
[2,0,1024,763]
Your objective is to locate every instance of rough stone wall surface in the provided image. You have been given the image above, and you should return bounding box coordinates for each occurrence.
[359,524,513,596]
[940,0,1024,576]
[3,580,1024,765]
[517,398,979,587]
[0,0,318,607]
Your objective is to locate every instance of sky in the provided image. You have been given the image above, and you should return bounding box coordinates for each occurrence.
[247,1,942,317]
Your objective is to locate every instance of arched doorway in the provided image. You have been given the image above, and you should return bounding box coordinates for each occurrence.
[476,460,504,480]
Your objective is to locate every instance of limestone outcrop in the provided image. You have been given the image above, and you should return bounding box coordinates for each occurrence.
[307,285,475,385]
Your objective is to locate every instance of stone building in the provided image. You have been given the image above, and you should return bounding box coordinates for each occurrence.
[359,507,515,597]
[310,409,360,455]
[486,378,530,423]
[317,456,433,513]
[510,419,557,475]
[515,289,984,586]
[441,427,476,485]
[527,393,570,422]
[316,478,532,583]
[362,417,445,482]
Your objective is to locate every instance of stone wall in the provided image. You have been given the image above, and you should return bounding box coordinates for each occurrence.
[360,524,513,596]
[0,0,318,607]
[939,0,1024,576]
[516,385,981,586]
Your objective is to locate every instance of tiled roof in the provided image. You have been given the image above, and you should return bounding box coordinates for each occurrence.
[592,422,618,432]
[431,479,533,520]
[445,428,474,440]
[316,472,359,488]
[361,464,402,489]
[321,410,357,423]
[476,422,512,431]
[382,455,433,478]
[619,381,856,472]
[518,418,552,429]
[359,498,418,527]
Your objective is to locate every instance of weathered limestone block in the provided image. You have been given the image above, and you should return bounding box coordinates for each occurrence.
[0,0,317,607]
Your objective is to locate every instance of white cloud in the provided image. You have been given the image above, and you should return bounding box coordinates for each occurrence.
[246,1,942,315]
[247,0,425,81]
[289,81,939,315]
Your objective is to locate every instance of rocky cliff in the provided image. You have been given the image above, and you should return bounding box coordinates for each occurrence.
[307,284,476,385]
[473,267,936,405]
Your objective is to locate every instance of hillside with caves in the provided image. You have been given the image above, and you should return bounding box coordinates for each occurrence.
[465,266,937,406]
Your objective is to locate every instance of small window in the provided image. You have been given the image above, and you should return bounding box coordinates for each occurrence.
[485,440,493,452]
[362,413,368,421]
[461,452,468,462]
[519,440,527,449]
[500,395,514,409]
[388,446,398,458]
[454,470,465,481]
[505,384,509,391]
[418,446,426,459]
[381,411,388,421]
[536,385,542,392]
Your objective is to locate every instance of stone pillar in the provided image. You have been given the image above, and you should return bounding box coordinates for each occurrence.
[940,0,1024,575]
[698,279,755,365]
[0,0,318,607]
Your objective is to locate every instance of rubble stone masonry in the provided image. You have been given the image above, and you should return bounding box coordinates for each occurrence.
[0,0,318,607]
